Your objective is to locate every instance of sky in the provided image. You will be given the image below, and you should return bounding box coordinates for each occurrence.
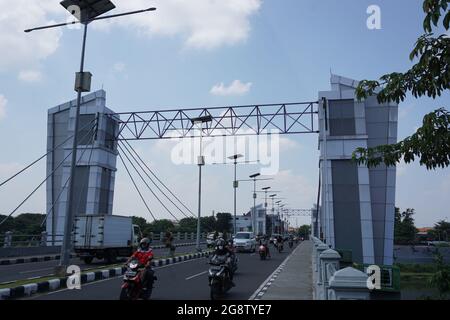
[0,0,449,228]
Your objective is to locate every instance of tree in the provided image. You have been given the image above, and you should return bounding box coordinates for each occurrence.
[132,216,148,231]
[298,225,311,239]
[394,208,418,244]
[215,212,232,234]
[430,250,450,299]
[0,213,45,235]
[353,0,450,169]
[434,220,450,241]
[200,216,217,233]
[147,219,175,234]
[177,217,197,233]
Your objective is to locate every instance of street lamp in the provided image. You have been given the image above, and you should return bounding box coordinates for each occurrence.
[249,173,261,235]
[262,187,270,234]
[25,0,157,272]
[269,194,277,234]
[228,154,243,236]
[276,200,282,234]
[191,115,213,251]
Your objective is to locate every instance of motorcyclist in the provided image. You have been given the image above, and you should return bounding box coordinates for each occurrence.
[288,234,294,248]
[126,238,155,300]
[259,235,271,258]
[276,235,284,250]
[212,238,235,286]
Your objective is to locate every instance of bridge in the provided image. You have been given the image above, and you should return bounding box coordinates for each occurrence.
[0,75,400,300]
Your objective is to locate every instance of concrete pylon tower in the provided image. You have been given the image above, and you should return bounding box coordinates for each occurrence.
[318,75,398,265]
[46,90,119,245]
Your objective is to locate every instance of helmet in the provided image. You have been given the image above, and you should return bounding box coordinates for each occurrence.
[215,238,226,250]
[139,238,151,251]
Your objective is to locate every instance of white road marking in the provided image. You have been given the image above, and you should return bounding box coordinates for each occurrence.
[24,256,208,299]
[185,271,207,281]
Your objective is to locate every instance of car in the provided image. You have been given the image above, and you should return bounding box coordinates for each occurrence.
[233,232,257,252]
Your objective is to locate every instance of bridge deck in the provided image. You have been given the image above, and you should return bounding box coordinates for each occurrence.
[253,241,313,300]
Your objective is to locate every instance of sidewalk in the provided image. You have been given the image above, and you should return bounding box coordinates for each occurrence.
[252,241,313,300]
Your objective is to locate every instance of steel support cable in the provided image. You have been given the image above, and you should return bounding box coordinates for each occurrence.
[117,152,156,221]
[118,140,194,219]
[0,123,99,227]
[0,118,97,188]
[40,124,98,228]
[117,143,180,222]
[120,137,195,217]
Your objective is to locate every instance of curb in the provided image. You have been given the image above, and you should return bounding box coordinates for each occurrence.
[0,254,77,266]
[0,250,212,300]
[0,242,204,266]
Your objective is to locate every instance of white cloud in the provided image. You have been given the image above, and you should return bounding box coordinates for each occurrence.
[210,80,252,96]
[101,0,262,50]
[18,69,42,83]
[113,62,126,73]
[0,0,63,73]
[0,0,261,76]
[0,95,7,120]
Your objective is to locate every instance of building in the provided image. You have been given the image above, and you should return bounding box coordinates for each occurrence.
[46,90,119,244]
[250,204,266,236]
[317,75,398,265]
[234,214,252,233]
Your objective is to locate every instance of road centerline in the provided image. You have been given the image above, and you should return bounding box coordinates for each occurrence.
[185,271,208,281]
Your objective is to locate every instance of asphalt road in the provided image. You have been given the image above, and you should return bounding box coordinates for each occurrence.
[28,243,299,300]
[0,244,204,284]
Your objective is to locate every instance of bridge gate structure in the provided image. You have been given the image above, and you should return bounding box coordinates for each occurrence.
[45,74,398,266]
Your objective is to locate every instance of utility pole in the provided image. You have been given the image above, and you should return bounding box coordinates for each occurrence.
[24,1,156,273]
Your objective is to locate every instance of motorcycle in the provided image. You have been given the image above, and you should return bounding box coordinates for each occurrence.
[120,259,156,300]
[259,245,268,260]
[289,239,294,249]
[277,241,284,253]
[208,253,234,300]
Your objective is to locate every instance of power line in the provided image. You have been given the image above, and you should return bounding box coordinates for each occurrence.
[0,118,97,188]
[119,140,195,218]
[117,143,181,222]
[121,137,195,216]
[117,152,156,221]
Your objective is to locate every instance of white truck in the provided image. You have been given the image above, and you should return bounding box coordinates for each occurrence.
[74,215,142,264]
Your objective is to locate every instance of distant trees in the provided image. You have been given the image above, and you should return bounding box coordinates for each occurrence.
[0,213,44,235]
[132,212,232,237]
[432,220,450,241]
[298,225,311,239]
[394,208,418,244]
[215,213,232,234]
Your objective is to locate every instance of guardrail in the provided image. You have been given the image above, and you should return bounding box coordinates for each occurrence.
[1,231,209,248]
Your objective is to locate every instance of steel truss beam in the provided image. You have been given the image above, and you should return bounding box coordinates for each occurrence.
[282,209,312,217]
[110,102,319,141]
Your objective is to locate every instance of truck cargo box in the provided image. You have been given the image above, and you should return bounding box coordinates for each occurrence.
[74,215,136,249]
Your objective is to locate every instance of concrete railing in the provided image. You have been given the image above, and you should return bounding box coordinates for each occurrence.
[311,236,370,300]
